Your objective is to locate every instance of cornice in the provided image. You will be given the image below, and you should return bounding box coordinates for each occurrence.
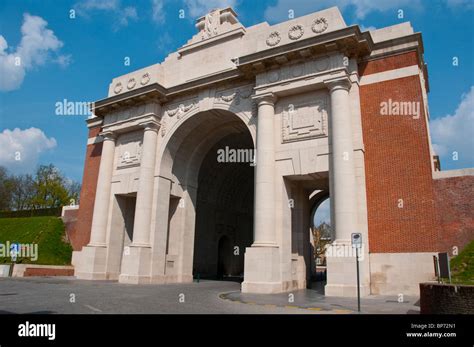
[237,25,373,72]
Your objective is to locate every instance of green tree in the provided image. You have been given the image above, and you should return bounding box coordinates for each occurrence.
[10,173,35,210]
[0,166,13,211]
[30,164,70,209]
[311,221,332,266]
[65,180,81,206]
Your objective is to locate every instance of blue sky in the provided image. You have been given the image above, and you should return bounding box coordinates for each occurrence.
[0,0,473,188]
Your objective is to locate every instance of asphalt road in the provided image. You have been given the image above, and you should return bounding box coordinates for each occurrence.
[0,277,419,314]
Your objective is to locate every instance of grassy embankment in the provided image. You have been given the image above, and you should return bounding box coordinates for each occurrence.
[0,216,72,265]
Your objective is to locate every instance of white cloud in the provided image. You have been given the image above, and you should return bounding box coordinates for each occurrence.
[264,0,422,22]
[0,14,69,92]
[119,6,138,27]
[431,86,474,168]
[184,0,237,18]
[0,128,57,174]
[156,31,173,51]
[75,0,119,14]
[446,0,474,9]
[74,0,138,29]
[359,25,376,32]
[152,0,166,24]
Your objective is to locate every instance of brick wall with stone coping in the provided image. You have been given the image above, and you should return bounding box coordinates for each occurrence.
[359,52,439,253]
[420,282,474,314]
[12,264,75,277]
[68,125,102,251]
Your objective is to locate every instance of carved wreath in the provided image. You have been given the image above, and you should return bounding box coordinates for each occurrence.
[266,31,281,47]
[141,73,150,86]
[312,17,328,34]
[217,87,253,105]
[127,78,136,90]
[166,102,196,119]
[114,82,123,94]
[288,25,304,40]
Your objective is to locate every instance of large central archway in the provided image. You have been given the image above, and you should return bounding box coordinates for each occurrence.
[193,131,254,280]
[155,109,255,283]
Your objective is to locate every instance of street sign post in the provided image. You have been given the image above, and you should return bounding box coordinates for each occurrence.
[351,233,362,313]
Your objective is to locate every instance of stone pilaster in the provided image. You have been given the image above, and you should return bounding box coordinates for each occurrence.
[325,77,358,243]
[89,131,117,246]
[132,121,160,246]
[119,119,160,284]
[324,76,369,297]
[252,93,277,247]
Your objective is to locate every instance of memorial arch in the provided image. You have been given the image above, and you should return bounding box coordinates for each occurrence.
[71,7,474,297]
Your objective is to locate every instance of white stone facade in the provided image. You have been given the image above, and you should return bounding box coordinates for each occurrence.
[73,7,437,296]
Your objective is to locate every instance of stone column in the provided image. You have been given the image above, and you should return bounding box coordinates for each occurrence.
[242,93,282,294]
[132,121,160,246]
[252,93,277,247]
[89,131,116,246]
[325,77,358,242]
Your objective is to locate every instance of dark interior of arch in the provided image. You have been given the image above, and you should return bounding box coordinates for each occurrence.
[193,131,254,280]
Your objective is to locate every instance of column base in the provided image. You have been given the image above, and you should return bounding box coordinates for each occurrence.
[149,274,193,284]
[325,242,370,297]
[118,246,152,284]
[74,245,108,280]
[242,246,283,294]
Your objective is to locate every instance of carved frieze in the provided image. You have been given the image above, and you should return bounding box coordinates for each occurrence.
[215,85,253,106]
[256,54,344,86]
[281,98,328,143]
[103,104,148,125]
[116,132,143,169]
[165,99,197,119]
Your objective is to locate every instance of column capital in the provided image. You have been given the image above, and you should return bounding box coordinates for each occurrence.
[99,130,117,142]
[139,120,160,133]
[252,92,277,107]
[324,76,352,92]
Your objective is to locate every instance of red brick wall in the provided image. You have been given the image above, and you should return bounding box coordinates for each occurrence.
[359,52,439,253]
[24,267,75,277]
[359,51,420,76]
[434,176,474,254]
[68,126,102,251]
